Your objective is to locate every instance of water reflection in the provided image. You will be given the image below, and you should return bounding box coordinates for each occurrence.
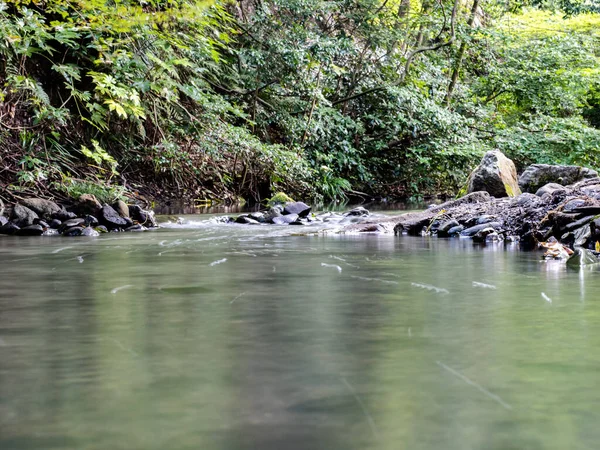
[1,226,600,449]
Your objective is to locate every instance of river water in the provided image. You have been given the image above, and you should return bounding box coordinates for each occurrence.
[1,212,600,450]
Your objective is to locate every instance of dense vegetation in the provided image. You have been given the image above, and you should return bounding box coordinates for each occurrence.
[1,0,599,205]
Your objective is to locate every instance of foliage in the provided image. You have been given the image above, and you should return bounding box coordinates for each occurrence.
[1,0,599,203]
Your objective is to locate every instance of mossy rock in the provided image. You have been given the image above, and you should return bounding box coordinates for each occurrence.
[266,192,294,207]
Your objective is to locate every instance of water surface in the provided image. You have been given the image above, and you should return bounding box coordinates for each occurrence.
[1,215,599,450]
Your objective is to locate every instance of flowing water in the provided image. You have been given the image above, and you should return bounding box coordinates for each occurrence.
[1,212,600,450]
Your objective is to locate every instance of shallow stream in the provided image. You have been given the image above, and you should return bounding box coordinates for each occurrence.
[1,212,599,449]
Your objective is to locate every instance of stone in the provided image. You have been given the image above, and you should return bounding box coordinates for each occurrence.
[235,215,256,224]
[0,222,20,235]
[447,225,465,236]
[535,183,565,197]
[84,215,99,227]
[10,204,38,227]
[437,219,459,237]
[16,224,44,236]
[519,164,598,193]
[128,205,157,227]
[53,210,77,221]
[95,226,108,233]
[248,212,266,223]
[59,218,85,232]
[125,224,146,232]
[49,219,62,229]
[272,214,299,225]
[283,201,311,217]
[0,216,7,227]
[573,224,591,248]
[81,226,100,237]
[344,207,370,217]
[63,226,83,236]
[20,198,62,219]
[567,248,599,268]
[0,198,3,216]
[76,194,102,216]
[113,200,130,218]
[264,207,283,223]
[461,222,502,237]
[36,220,49,229]
[99,204,128,230]
[473,227,497,242]
[477,215,497,224]
[562,199,587,213]
[467,150,521,198]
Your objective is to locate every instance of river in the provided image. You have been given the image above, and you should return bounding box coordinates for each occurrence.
[1,211,599,450]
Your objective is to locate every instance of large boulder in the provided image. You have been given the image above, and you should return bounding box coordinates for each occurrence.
[283,201,311,217]
[10,204,39,227]
[467,150,521,198]
[519,164,598,193]
[20,198,62,219]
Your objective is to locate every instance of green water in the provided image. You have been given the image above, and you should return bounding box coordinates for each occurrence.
[1,215,600,450]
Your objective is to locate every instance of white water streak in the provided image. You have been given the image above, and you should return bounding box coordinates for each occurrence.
[321,263,342,273]
[411,283,449,294]
[473,281,497,290]
[351,275,399,285]
[209,258,227,267]
[52,246,72,254]
[341,377,379,438]
[230,292,247,304]
[111,285,133,294]
[437,361,512,410]
[541,292,553,303]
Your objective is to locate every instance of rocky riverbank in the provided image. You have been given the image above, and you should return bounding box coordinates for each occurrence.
[0,195,157,236]
[344,152,600,262]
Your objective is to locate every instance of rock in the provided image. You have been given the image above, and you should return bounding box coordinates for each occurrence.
[562,216,595,234]
[16,224,44,236]
[562,199,587,212]
[81,226,100,237]
[535,183,565,197]
[76,194,102,216]
[95,225,108,233]
[0,216,7,227]
[477,215,497,224]
[570,206,600,216]
[485,231,501,242]
[113,200,130,218]
[519,164,598,193]
[345,207,370,217]
[473,227,497,243]
[272,214,299,225]
[264,206,283,223]
[63,226,83,236]
[49,219,62,229]
[20,198,61,219]
[567,248,599,268]
[84,215,99,227]
[437,219,460,237]
[0,198,3,216]
[235,215,259,224]
[125,224,146,232]
[99,204,128,230]
[10,204,38,227]
[53,210,77,221]
[248,212,266,223]
[461,222,502,237]
[36,220,49,229]
[513,192,541,207]
[283,202,311,217]
[573,224,591,247]
[0,222,20,235]
[59,218,85,232]
[467,150,521,198]
[128,205,157,227]
[447,225,465,236]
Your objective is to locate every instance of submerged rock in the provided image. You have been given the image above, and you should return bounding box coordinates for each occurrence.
[81,226,100,237]
[520,164,598,193]
[566,248,599,268]
[0,222,20,235]
[467,150,521,198]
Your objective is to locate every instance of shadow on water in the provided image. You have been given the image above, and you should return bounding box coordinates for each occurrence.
[1,221,600,450]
